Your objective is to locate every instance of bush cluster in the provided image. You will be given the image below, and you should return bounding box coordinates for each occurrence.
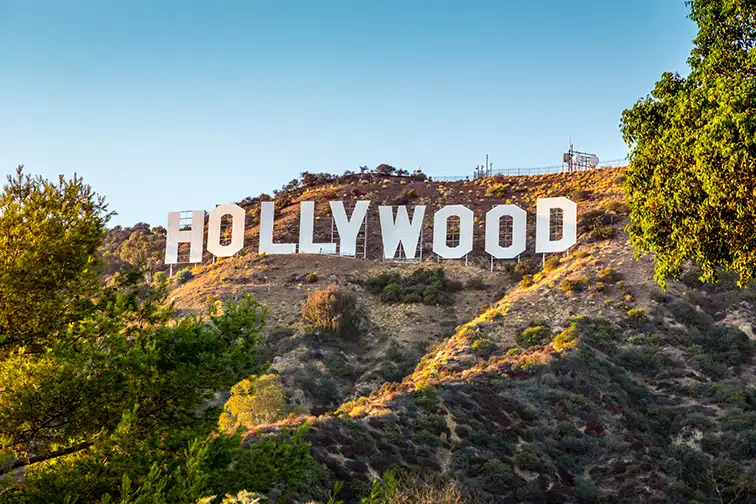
[392,188,420,205]
[597,267,622,283]
[219,374,291,433]
[570,189,592,201]
[465,277,488,290]
[543,255,561,271]
[553,325,579,351]
[603,200,630,216]
[627,307,648,322]
[517,325,552,348]
[514,258,540,277]
[364,268,462,305]
[578,210,616,241]
[301,284,361,338]
[520,275,535,289]
[486,183,511,197]
[558,277,586,293]
[174,267,194,285]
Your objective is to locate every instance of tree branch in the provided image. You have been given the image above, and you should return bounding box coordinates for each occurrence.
[0,441,93,476]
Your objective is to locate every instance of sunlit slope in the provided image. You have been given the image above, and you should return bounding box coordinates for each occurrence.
[205,171,756,503]
[168,168,630,417]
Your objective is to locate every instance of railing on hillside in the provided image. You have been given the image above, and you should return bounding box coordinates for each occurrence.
[430,158,627,182]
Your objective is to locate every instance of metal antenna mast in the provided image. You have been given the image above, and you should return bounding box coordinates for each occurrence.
[562,139,599,172]
[474,154,493,179]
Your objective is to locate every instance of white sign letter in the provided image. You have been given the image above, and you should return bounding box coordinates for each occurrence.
[535,197,577,253]
[330,200,370,256]
[432,205,474,259]
[165,210,205,264]
[378,205,426,259]
[485,205,527,259]
[299,201,337,254]
[207,204,246,257]
[259,201,296,255]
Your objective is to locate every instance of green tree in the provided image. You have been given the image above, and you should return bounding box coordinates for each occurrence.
[0,167,326,502]
[119,228,166,275]
[219,374,291,434]
[620,0,756,289]
[0,165,112,351]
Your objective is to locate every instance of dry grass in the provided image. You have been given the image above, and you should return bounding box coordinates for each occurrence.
[385,472,493,503]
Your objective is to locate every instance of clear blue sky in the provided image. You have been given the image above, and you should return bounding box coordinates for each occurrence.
[0,0,697,227]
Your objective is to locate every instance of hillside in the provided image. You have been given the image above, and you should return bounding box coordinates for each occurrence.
[106,167,756,503]
[254,238,756,504]
[164,168,627,415]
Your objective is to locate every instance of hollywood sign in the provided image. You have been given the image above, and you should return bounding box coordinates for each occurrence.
[164,198,577,265]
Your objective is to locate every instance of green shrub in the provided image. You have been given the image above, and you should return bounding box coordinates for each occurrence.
[574,478,600,502]
[578,210,607,231]
[668,445,711,485]
[553,325,579,351]
[479,459,515,492]
[364,268,461,305]
[559,278,585,293]
[710,380,748,407]
[590,281,607,293]
[274,197,290,209]
[471,337,492,351]
[544,255,561,271]
[579,210,616,241]
[570,189,592,201]
[413,382,439,411]
[629,332,663,347]
[572,316,617,340]
[591,225,616,240]
[517,326,552,348]
[465,277,488,290]
[604,200,630,216]
[514,451,542,472]
[302,284,360,338]
[486,183,511,197]
[693,354,729,379]
[627,307,648,322]
[650,289,668,303]
[174,267,194,285]
[695,325,754,365]
[208,424,327,497]
[219,374,290,433]
[616,345,662,373]
[520,275,535,288]
[305,272,319,283]
[514,258,540,276]
[597,267,621,283]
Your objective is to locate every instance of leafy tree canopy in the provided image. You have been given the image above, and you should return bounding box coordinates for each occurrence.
[621,0,756,289]
[219,374,291,434]
[0,166,112,351]
[0,167,325,503]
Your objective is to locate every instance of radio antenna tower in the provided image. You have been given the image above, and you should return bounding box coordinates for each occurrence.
[562,139,599,172]
[474,154,493,179]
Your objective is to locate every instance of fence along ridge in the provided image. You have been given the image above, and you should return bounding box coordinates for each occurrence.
[430,158,627,182]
